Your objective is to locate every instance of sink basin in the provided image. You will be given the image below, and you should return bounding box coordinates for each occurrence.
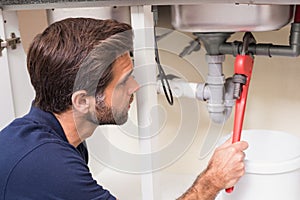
[171,4,294,32]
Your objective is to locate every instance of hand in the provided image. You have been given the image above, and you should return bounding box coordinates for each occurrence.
[177,138,248,200]
[204,138,249,190]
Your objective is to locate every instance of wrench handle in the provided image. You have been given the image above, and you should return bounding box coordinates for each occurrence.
[226,55,254,194]
[226,187,234,193]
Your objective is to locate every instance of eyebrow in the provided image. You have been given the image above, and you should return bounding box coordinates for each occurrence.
[119,69,134,84]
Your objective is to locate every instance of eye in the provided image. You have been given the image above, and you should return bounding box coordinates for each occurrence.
[119,77,129,86]
[120,79,127,85]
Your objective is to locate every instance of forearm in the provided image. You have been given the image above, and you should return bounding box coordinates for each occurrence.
[177,169,220,200]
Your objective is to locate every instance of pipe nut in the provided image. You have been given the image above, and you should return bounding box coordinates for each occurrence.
[205,54,225,63]
[206,75,225,85]
[207,103,225,113]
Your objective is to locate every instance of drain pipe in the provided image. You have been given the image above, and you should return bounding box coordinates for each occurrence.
[157,33,236,124]
[156,68,235,124]
[195,55,235,124]
[195,33,236,124]
[203,55,227,124]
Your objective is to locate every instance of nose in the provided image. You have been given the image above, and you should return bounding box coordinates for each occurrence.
[128,76,140,95]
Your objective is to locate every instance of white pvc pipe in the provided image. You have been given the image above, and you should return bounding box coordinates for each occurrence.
[157,79,198,99]
[131,5,157,200]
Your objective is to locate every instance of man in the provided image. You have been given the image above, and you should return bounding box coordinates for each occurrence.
[0,18,248,200]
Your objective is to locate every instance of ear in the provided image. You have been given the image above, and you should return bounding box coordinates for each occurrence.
[71,90,93,114]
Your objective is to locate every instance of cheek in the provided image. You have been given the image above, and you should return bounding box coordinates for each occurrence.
[111,88,129,107]
[104,84,130,108]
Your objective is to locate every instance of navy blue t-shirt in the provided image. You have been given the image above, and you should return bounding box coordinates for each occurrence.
[0,106,116,200]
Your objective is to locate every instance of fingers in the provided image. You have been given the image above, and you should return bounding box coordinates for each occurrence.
[218,137,249,151]
[225,141,248,164]
[232,141,249,151]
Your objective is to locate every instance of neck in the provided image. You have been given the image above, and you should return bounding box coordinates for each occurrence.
[54,109,97,147]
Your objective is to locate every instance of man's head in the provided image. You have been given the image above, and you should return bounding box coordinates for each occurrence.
[27,18,138,125]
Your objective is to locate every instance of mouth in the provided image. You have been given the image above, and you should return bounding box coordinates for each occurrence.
[128,94,134,109]
[129,94,134,104]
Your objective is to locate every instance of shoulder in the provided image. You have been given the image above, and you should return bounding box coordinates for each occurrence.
[4,142,116,199]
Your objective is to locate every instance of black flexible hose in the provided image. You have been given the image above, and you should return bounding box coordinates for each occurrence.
[152,6,174,105]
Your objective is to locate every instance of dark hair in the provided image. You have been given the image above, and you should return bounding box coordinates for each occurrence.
[27,18,133,113]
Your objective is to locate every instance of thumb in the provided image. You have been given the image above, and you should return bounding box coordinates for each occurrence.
[232,141,249,151]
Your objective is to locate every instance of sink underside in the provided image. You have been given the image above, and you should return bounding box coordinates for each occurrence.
[171,4,294,32]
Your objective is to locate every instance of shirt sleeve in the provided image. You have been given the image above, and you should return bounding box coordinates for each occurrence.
[4,142,116,200]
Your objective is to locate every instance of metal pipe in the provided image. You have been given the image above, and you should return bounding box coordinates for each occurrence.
[219,23,300,57]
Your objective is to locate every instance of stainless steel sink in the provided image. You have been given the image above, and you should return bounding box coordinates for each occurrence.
[171,4,294,32]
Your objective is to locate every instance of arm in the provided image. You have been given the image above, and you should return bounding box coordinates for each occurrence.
[177,138,248,200]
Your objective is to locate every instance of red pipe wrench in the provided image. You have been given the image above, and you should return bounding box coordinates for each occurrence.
[226,32,255,193]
